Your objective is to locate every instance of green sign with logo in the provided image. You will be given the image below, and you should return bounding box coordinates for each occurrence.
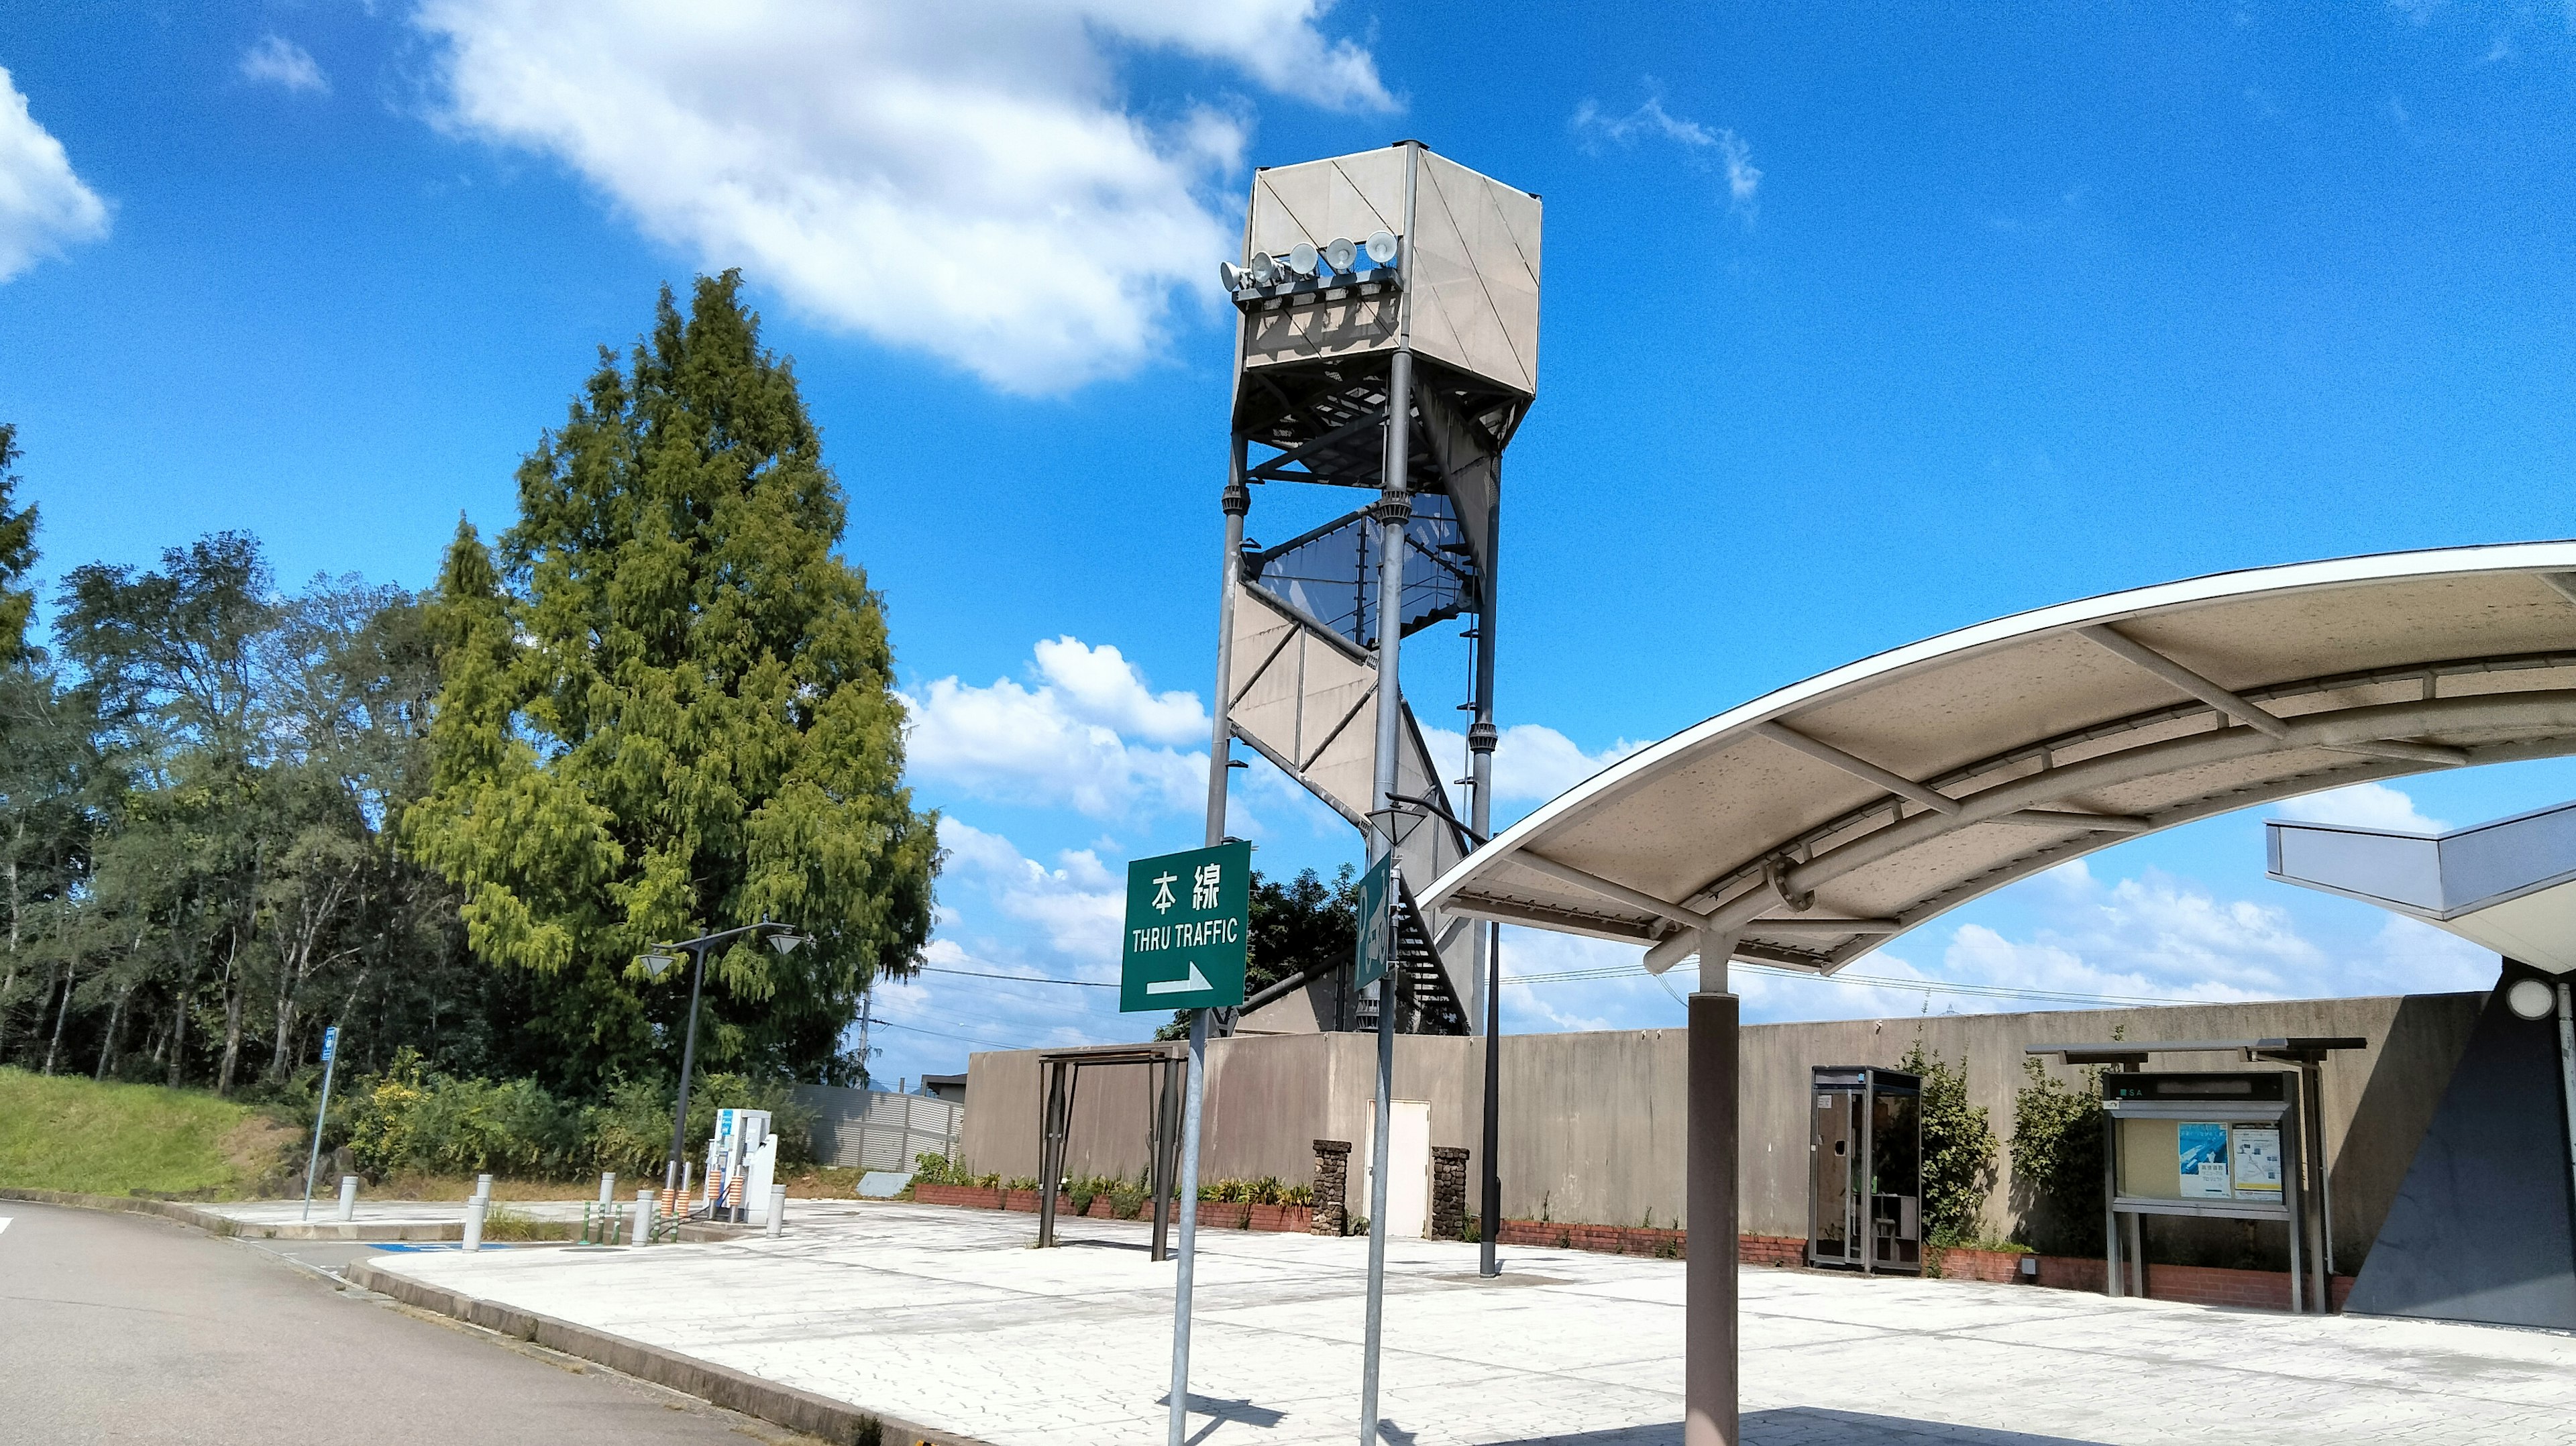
[1353,853,1395,989]
[1120,840,1251,1012]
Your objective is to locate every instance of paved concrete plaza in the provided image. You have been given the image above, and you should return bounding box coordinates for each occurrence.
[368,1203,2576,1445]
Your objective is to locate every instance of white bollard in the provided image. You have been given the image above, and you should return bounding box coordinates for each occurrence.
[337,1175,359,1222]
[631,1188,654,1246]
[474,1172,494,1201]
[765,1184,787,1239]
[599,1170,616,1206]
[462,1197,486,1253]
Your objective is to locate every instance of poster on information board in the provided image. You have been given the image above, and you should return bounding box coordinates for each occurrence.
[2230,1124,2284,1201]
[2178,1121,2233,1199]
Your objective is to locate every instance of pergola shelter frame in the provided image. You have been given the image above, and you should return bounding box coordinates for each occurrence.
[1418,541,2576,1446]
[1032,1044,1188,1261]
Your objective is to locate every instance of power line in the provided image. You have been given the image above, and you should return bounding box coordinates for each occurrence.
[918,964,1112,989]
[868,1016,1032,1051]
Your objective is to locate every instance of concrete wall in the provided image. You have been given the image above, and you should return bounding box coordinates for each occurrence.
[959,992,2483,1261]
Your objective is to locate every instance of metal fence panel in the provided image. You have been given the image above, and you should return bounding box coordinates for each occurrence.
[794,1084,963,1172]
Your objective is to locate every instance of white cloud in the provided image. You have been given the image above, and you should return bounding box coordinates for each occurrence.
[411,0,1393,393]
[938,820,1124,963]
[1717,129,1761,219]
[1570,91,1759,221]
[0,66,109,284]
[1030,636,1206,744]
[902,637,1208,818]
[1420,722,1644,808]
[240,36,330,95]
[2271,781,2448,834]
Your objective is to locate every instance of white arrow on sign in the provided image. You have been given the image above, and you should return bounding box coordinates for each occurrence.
[1145,960,1212,996]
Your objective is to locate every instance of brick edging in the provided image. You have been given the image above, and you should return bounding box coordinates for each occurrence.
[347,1260,984,1446]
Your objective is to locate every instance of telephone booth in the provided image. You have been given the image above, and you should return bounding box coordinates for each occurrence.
[1809,1066,1923,1274]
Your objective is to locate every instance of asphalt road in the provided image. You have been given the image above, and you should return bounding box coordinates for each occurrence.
[0,1202,814,1445]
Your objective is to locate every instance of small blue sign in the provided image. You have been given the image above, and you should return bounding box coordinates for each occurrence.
[321,1025,339,1063]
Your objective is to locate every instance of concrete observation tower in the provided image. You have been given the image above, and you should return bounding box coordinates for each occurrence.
[1200,142,1542,1040]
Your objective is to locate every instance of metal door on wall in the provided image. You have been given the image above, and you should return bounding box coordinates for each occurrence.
[1365,1099,1434,1237]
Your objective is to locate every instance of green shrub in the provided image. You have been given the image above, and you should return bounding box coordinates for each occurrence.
[1898,1038,1998,1247]
[1280,1182,1313,1207]
[1004,1176,1040,1192]
[341,1048,815,1181]
[1247,1175,1285,1205]
[1110,1183,1147,1219]
[912,1151,974,1186]
[2011,1055,2107,1256]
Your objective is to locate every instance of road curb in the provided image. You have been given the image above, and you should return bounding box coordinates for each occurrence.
[346,1259,983,1446]
[0,1186,246,1236]
[0,1186,470,1241]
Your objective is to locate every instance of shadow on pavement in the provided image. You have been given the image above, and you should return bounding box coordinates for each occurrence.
[1483,1410,2114,1445]
[1157,1391,1287,1445]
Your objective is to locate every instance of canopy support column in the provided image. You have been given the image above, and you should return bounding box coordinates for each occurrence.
[1687,934,1740,1446]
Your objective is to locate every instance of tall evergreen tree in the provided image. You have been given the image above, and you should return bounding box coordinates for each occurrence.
[406,273,936,1089]
[0,424,40,662]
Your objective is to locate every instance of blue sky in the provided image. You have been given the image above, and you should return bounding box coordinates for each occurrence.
[7,2,2576,1088]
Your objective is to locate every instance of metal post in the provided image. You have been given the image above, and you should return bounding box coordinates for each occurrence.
[1165,449,1248,1443]
[632,1188,653,1245]
[2554,981,2576,1265]
[1686,941,1739,1446]
[1166,1009,1210,1446]
[1038,1059,1067,1248]
[1355,279,1417,1444]
[2298,1098,2318,1315]
[1478,927,1501,1277]
[1205,462,1248,856]
[767,1184,787,1239]
[600,1171,616,1207]
[337,1175,358,1222]
[2305,1060,2335,1280]
[299,1036,341,1222]
[665,943,710,1199]
[1152,1052,1180,1262]
[1468,476,1502,1279]
[474,1172,492,1202]
[1358,940,1398,1445]
[2103,1095,2122,1298]
[2302,1063,2330,1309]
[1860,1073,1875,1278]
[463,1197,486,1254]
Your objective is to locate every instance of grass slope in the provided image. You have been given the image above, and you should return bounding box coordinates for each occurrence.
[0,1068,267,1197]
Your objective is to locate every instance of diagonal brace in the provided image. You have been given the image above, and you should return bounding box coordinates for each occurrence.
[1756,722,1961,816]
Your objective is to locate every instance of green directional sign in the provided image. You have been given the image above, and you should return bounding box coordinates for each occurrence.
[1120,840,1251,1012]
[1353,852,1395,989]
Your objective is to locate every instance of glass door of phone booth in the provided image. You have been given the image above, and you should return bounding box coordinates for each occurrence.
[1809,1066,1923,1274]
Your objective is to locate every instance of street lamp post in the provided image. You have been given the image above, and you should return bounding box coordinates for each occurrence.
[635,920,809,1207]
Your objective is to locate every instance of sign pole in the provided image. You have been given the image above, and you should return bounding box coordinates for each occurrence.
[1357,148,1419,1439]
[1122,838,1249,1446]
[300,1025,341,1223]
[1167,1007,1209,1446]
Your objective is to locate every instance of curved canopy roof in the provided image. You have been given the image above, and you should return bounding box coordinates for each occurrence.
[1419,541,2576,976]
